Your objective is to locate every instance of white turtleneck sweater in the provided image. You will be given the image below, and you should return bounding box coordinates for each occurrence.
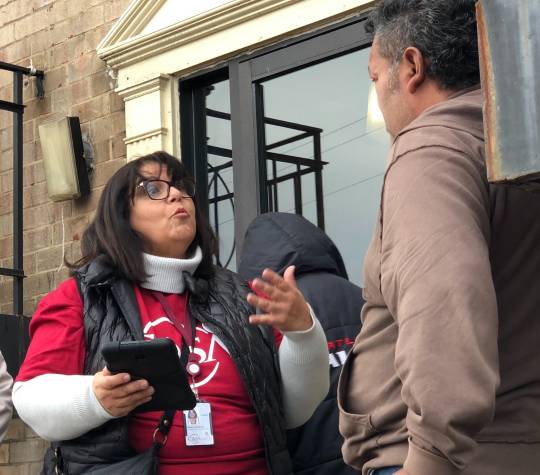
[13,250,329,441]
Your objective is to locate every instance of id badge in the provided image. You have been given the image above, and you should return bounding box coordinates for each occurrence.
[183,402,214,446]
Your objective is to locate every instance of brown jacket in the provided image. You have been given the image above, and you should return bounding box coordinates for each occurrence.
[338,88,540,475]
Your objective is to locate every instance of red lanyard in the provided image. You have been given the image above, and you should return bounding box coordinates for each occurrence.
[153,292,201,377]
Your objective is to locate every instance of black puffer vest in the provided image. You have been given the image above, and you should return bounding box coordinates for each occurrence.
[41,257,291,474]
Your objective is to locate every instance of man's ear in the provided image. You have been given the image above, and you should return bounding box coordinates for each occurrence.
[402,46,426,93]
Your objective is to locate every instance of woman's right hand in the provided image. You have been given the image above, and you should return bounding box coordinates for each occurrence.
[92,367,154,417]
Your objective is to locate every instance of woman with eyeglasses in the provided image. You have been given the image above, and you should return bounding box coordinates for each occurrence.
[13,151,329,474]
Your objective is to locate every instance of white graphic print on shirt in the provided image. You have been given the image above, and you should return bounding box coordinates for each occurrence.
[143,317,230,389]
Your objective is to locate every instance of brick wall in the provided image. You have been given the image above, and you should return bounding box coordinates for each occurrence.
[0,0,132,471]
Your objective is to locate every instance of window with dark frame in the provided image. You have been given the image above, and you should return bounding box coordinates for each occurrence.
[180,15,388,285]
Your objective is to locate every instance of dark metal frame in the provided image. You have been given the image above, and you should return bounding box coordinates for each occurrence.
[0,61,44,375]
[203,107,328,267]
[180,12,373,261]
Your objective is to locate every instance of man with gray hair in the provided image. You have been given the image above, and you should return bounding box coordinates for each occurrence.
[338,1,540,475]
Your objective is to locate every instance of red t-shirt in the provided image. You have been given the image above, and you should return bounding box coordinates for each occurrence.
[17,278,271,474]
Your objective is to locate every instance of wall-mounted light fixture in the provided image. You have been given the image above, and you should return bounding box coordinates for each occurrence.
[38,117,92,201]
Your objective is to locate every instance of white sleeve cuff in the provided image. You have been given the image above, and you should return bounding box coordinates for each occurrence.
[279,307,330,428]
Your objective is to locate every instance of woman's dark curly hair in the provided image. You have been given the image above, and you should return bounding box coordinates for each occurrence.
[68,151,217,281]
[366,0,479,90]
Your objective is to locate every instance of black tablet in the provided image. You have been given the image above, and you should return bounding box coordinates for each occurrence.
[101,338,196,413]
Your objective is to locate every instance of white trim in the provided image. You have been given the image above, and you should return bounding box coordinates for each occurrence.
[97,0,304,69]
[98,0,167,50]
[117,75,163,101]
[98,0,375,159]
[124,127,168,145]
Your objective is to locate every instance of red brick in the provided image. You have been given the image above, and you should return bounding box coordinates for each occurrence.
[21,142,36,165]
[67,53,105,83]
[77,4,105,34]
[49,20,70,48]
[0,192,13,215]
[23,203,50,230]
[23,271,55,302]
[51,213,89,245]
[47,41,68,68]
[23,161,45,186]
[23,182,48,208]
[23,121,34,144]
[36,245,64,272]
[1,128,13,153]
[104,0,129,23]
[66,1,86,17]
[109,91,124,113]
[48,0,68,25]
[90,138,110,164]
[0,213,12,235]
[3,419,25,442]
[0,441,9,464]
[23,252,36,276]
[69,77,91,103]
[43,65,66,93]
[91,157,125,187]
[23,226,51,253]
[0,279,13,305]
[13,17,33,42]
[71,94,109,124]
[72,186,100,214]
[0,171,13,193]
[111,134,126,159]
[23,96,52,121]
[4,38,31,63]
[8,437,49,463]
[88,70,111,97]
[65,33,86,60]
[31,27,53,55]
[46,200,72,222]
[50,89,70,114]
[0,24,15,47]
[0,236,11,260]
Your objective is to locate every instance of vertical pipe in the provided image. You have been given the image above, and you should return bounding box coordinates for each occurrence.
[314,132,325,230]
[294,173,303,215]
[13,71,25,372]
[272,159,278,211]
[13,72,23,317]
[213,173,220,265]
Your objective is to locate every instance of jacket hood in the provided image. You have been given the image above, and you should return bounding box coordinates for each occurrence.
[238,212,349,281]
[395,87,484,143]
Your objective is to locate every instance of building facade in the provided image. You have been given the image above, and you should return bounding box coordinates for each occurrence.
[0,0,386,472]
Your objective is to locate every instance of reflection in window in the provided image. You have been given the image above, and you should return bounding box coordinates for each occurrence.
[205,80,236,270]
[260,49,388,285]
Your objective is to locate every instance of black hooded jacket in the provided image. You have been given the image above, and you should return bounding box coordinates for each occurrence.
[238,212,363,475]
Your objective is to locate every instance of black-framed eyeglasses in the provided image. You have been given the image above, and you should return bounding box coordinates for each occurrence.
[137,179,196,200]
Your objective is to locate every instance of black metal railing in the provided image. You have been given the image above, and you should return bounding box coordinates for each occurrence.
[205,108,327,268]
[0,61,44,376]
